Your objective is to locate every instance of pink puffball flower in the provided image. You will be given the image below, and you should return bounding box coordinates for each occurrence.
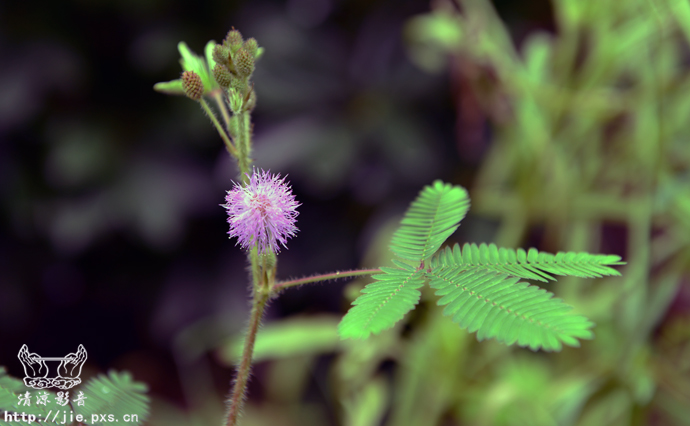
[222,169,300,254]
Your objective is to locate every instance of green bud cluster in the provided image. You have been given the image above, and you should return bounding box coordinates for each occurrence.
[211,28,261,112]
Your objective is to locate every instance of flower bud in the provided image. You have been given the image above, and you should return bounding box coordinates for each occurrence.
[213,45,230,67]
[234,49,255,78]
[181,70,204,101]
[243,38,259,58]
[229,88,243,114]
[213,63,232,88]
[224,29,243,49]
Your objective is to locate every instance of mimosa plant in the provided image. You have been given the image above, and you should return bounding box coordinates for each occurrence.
[152,28,625,426]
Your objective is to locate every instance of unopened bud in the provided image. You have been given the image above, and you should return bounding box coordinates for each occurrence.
[234,49,255,78]
[224,29,243,49]
[213,45,230,67]
[243,38,259,58]
[213,64,233,88]
[181,70,204,101]
[229,89,243,114]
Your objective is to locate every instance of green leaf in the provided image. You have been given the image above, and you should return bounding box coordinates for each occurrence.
[339,261,425,339]
[406,12,464,50]
[0,367,27,393]
[218,316,341,363]
[73,371,149,426]
[341,376,388,426]
[178,41,218,95]
[154,41,219,96]
[178,41,204,74]
[204,40,217,73]
[389,180,470,262]
[153,79,184,95]
[0,367,59,425]
[432,243,625,282]
[0,387,57,425]
[428,265,594,351]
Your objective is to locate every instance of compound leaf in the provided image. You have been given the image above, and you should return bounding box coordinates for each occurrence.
[339,261,426,339]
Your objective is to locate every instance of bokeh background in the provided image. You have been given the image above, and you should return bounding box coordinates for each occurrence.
[1,0,689,425]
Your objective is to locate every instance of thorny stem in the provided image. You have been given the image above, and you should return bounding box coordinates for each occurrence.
[200,98,237,158]
[272,268,381,292]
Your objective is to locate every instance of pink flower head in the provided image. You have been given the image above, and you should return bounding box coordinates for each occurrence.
[222,169,299,254]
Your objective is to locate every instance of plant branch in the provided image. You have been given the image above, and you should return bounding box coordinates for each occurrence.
[200,98,237,158]
[272,268,381,292]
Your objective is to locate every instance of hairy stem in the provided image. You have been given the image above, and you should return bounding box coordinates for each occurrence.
[272,268,381,292]
[213,90,233,134]
[225,289,269,426]
[236,111,251,182]
[225,107,262,426]
[250,247,260,292]
[200,98,237,158]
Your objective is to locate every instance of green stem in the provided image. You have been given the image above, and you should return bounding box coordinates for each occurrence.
[272,268,381,293]
[213,90,233,133]
[236,111,251,182]
[250,247,260,292]
[200,98,237,158]
[225,289,269,426]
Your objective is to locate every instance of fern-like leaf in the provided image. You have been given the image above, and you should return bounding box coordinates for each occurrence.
[0,367,27,393]
[0,367,57,425]
[432,243,625,282]
[389,181,470,262]
[338,261,425,339]
[428,265,594,351]
[73,370,149,425]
